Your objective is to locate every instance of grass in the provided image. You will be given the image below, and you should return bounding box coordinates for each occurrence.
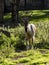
[0,49,49,65]
[4,13,12,20]
[0,10,49,65]
[4,10,49,22]
[14,49,49,65]
[19,10,49,24]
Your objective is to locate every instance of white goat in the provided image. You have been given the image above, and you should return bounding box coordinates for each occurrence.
[23,18,36,50]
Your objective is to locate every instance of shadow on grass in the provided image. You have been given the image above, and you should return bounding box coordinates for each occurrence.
[0,18,20,28]
[34,42,49,49]
[29,11,49,21]
[0,10,49,28]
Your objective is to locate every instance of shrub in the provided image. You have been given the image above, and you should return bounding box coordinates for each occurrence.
[10,26,26,51]
[0,22,49,55]
[35,22,49,49]
[0,33,14,58]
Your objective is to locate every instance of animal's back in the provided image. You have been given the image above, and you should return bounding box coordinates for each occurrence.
[27,24,36,35]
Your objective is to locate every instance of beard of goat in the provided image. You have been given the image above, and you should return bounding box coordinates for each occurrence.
[24,20,36,50]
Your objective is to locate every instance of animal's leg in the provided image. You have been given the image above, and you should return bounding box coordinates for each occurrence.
[26,39,29,50]
[29,39,32,49]
[32,37,34,49]
[29,38,34,49]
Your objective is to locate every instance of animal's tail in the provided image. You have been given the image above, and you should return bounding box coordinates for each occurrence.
[30,25,34,33]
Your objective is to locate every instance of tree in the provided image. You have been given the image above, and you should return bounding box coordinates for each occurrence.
[11,0,20,25]
[0,0,4,23]
[41,0,45,9]
[24,0,27,10]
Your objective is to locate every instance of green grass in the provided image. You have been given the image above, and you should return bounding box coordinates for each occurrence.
[0,49,49,65]
[13,49,49,65]
[4,13,12,20]
[0,10,49,65]
[4,10,49,22]
[19,10,49,23]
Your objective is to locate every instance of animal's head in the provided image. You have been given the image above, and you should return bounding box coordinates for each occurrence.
[23,17,29,27]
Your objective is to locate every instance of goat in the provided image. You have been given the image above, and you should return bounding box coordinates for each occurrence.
[23,17,36,50]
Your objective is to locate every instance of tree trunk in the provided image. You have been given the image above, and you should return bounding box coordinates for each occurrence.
[24,0,26,10]
[0,0,4,23]
[41,0,45,9]
[11,0,20,25]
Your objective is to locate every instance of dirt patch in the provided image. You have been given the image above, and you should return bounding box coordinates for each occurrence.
[17,63,24,65]
[12,55,26,60]
[39,49,48,54]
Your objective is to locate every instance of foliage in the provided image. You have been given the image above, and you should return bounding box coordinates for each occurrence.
[0,10,49,65]
[0,26,26,57]
[4,13,11,20]
[0,33,14,57]
[0,49,49,65]
[34,22,49,49]
[10,26,26,51]
[0,18,49,58]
